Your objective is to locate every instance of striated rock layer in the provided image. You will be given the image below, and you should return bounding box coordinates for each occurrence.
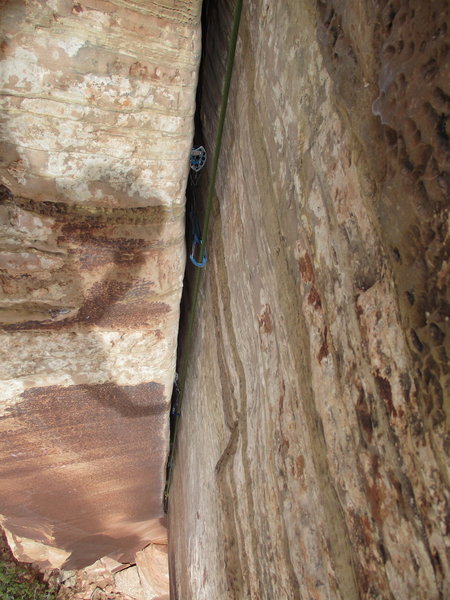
[169,1,449,598]
[0,0,201,572]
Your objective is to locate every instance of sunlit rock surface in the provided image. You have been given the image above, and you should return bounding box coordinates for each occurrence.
[169,1,449,598]
[29,544,169,600]
[0,0,201,574]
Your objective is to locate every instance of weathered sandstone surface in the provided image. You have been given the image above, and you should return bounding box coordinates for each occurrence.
[55,543,169,599]
[169,1,449,598]
[0,0,201,577]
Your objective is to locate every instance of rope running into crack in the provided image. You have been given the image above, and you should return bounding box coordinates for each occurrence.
[163,0,243,513]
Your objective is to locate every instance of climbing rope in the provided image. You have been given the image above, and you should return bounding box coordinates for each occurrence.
[163,0,243,513]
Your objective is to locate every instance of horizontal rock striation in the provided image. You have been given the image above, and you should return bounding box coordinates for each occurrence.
[0,0,201,572]
[169,1,449,599]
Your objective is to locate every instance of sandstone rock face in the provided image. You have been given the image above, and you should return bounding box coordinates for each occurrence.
[114,544,169,600]
[169,1,449,599]
[0,0,201,572]
[135,543,170,599]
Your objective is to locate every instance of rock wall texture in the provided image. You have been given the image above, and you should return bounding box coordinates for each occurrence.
[0,0,201,574]
[169,1,449,599]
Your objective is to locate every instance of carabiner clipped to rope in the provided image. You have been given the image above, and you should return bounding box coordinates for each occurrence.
[190,233,207,268]
[189,207,207,268]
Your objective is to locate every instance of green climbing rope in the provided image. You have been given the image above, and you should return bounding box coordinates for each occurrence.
[163,0,243,513]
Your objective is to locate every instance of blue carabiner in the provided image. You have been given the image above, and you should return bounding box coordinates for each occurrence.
[190,234,207,268]
[189,208,207,268]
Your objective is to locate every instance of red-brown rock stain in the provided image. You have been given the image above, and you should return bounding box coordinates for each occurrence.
[0,211,171,330]
[291,455,305,483]
[308,286,322,310]
[387,470,406,513]
[278,378,285,416]
[305,574,322,600]
[129,62,148,78]
[129,62,178,84]
[258,303,273,334]
[367,454,384,524]
[2,278,170,331]
[298,253,315,282]
[317,327,329,363]
[374,372,397,417]
[349,509,374,548]
[77,279,170,328]
[0,39,9,55]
